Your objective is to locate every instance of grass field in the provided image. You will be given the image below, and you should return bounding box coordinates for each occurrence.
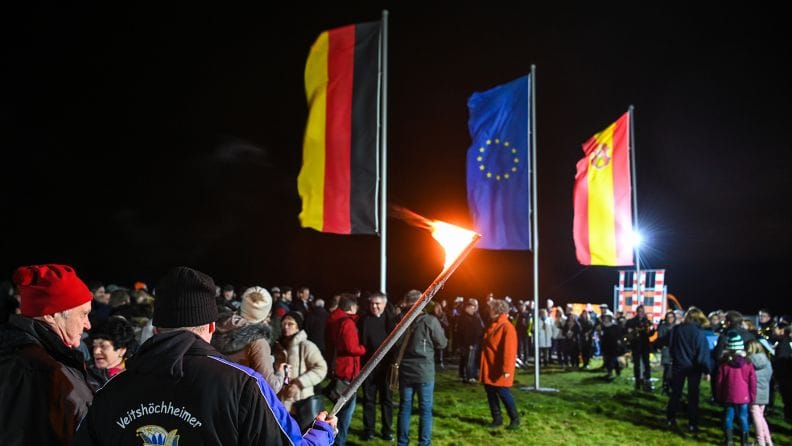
[339,358,791,445]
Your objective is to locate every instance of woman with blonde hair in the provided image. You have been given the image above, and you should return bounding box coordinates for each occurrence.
[747,339,774,446]
[684,306,708,326]
[665,306,714,433]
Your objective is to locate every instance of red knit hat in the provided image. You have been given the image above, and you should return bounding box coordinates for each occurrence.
[13,264,93,317]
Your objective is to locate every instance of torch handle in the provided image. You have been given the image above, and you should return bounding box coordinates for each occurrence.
[330,233,480,417]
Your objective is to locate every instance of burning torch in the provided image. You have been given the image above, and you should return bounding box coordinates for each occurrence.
[330,213,481,417]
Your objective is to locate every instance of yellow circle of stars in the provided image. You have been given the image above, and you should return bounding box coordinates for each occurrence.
[478,138,520,181]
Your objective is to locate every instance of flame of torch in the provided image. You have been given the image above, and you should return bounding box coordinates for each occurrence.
[431,221,479,271]
[330,219,480,417]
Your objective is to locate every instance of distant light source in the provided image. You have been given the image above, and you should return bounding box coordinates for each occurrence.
[630,230,644,249]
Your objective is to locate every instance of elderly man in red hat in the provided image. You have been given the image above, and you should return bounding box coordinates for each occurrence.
[0,263,94,445]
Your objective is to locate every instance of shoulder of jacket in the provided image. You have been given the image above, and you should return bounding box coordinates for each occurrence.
[4,344,62,372]
[205,355,271,385]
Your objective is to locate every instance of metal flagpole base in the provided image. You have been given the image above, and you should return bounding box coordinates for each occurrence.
[519,386,559,393]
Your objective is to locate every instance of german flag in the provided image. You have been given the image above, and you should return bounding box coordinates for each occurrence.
[298,22,381,234]
[573,112,634,265]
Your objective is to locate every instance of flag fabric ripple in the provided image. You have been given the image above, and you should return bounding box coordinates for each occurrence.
[298,21,380,234]
[573,112,634,265]
[466,75,531,250]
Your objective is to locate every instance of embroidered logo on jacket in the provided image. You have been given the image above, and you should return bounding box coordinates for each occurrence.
[136,425,179,446]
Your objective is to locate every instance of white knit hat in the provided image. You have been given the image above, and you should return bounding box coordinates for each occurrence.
[239,286,273,323]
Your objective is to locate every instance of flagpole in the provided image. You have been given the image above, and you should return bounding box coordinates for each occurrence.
[628,105,641,303]
[530,65,541,390]
[525,66,556,393]
[379,10,389,294]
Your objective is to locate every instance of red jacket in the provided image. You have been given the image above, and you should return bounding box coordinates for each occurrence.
[480,313,518,387]
[715,355,757,404]
[325,309,366,380]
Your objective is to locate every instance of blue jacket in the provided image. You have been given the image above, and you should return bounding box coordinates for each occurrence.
[669,323,714,373]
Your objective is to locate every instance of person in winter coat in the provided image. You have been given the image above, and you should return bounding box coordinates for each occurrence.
[480,299,520,430]
[665,306,714,434]
[74,266,336,446]
[0,264,95,446]
[712,311,757,403]
[654,310,676,394]
[211,286,284,393]
[625,305,655,391]
[87,316,137,391]
[560,314,582,369]
[598,310,623,378]
[747,339,774,446]
[325,293,366,446]
[455,299,484,382]
[715,332,757,446]
[775,325,792,423]
[396,290,448,446]
[358,292,397,441]
[273,311,327,430]
[536,308,555,367]
[515,301,533,363]
[578,310,595,369]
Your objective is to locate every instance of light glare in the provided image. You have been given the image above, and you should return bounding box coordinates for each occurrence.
[430,221,479,270]
[631,230,643,249]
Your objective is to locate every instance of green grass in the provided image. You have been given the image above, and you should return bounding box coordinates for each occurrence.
[339,358,792,445]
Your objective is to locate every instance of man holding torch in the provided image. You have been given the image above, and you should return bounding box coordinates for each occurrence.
[74,266,336,445]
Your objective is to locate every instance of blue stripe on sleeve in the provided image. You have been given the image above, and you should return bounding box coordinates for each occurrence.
[208,355,302,445]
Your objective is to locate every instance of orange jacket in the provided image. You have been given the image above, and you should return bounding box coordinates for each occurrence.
[480,313,518,387]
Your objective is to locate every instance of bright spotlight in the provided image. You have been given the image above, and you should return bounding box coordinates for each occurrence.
[630,230,644,249]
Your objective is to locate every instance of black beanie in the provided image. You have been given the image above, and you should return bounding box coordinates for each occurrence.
[153,266,218,328]
[284,311,304,330]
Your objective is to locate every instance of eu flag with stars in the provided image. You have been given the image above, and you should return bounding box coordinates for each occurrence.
[466,75,531,250]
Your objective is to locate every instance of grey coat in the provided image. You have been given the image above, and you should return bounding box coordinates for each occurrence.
[399,314,448,384]
[750,352,773,405]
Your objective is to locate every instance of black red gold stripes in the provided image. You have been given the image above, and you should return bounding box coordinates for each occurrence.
[298,22,380,234]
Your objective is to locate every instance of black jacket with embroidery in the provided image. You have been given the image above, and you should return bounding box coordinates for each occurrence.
[73,330,334,446]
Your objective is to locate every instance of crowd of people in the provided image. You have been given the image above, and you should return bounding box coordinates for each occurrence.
[484,297,790,446]
[2,265,790,446]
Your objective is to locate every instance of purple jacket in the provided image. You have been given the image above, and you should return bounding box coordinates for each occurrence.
[715,356,757,404]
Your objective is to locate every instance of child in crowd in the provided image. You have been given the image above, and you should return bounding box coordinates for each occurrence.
[715,332,756,446]
[747,339,774,446]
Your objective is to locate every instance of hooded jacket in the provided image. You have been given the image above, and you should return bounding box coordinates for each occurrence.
[212,313,283,393]
[715,355,757,405]
[0,315,94,446]
[73,330,334,445]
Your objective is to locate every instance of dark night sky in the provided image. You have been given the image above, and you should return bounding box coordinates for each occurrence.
[2,4,789,314]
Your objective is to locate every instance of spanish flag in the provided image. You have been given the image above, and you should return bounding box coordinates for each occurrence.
[573,112,634,266]
[298,22,381,234]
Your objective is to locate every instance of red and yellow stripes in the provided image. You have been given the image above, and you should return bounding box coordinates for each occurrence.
[573,112,634,265]
[298,22,380,234]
